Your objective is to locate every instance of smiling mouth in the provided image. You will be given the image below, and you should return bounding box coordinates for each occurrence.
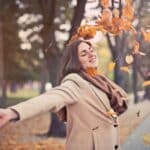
[89,56,96,63]
[89,59,96,63]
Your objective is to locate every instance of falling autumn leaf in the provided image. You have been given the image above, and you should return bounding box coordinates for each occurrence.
[108,62,116,71]
[100,0,110,8]
[120,66,131,73]
[107,109,117,119]
[122,4,134,20]
[141,28,150,42]
[142,80,150,87]
[125,54,134,64]
[112,8,119,17]
[111,17,123,35]
[77,25,97,39]
[101,8,112,22]
[136,110,140,117]
[133,40,139,54]
[132,40,146,56]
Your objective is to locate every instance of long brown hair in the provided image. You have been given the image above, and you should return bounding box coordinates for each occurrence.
[58,39,92,84]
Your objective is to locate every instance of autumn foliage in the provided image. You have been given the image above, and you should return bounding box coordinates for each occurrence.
[70,0,150,86]
[70,0,150,46]
[71,0,137,40]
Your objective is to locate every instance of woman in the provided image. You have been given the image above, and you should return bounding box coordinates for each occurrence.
[0,40,128,150]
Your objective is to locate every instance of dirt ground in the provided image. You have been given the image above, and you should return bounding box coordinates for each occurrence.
[0,100,149,150]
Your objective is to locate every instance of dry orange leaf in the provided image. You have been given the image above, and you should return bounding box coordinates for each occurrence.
[111,17,123,35]
[132,40,146,55]
[107,109,117,118]
[142,80,150,87]
[125,54,134,64]
[100,0,110,8]
[95,25,106,32]
[101,9,112,22]
[141,28,150,42]
[120,66,131,73]
[122,4,134,20]
[133,40,139,54]
[108,62,116,71]
[77,25,97,39]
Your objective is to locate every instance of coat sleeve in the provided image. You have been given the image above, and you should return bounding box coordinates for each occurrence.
[9,78,81,121]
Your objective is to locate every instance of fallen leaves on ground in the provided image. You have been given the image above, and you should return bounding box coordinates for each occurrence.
[143,134,150,145]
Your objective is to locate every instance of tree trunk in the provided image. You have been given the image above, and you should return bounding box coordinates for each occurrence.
[132,55,139,103]
[0,19,6,107]
[114,61,124,87]
[40,60,49,94]
[144,74,150,100]
[46,46,66,137]
[68,0,87,38]
[38,0,66,137]
[106,35,126,88]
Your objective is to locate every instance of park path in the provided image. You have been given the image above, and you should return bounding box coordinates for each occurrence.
[122,115,150,150]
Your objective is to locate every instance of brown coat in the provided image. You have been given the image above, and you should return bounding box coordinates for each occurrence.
[10,73,124,150]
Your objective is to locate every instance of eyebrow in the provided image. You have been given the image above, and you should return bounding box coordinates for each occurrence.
[80,46,92,54]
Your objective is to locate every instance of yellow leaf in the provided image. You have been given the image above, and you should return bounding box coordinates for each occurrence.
[142,81,150,87]
[112,8,119,17]
[143,134,150,144]
[108,62,116,71]
[125,54,134,64]
[107,109,117,117]
[120,66,131,73]
[141,28,150,42]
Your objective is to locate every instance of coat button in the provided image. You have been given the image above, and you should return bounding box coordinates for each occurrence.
[114,124,118,127]
[114,145,118,149]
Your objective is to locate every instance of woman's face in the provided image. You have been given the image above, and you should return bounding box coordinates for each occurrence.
[78,42,99,70]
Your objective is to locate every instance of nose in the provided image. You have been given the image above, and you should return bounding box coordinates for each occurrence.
[88,51,95,58]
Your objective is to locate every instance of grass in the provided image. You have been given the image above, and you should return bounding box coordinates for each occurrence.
[6,88,39,106]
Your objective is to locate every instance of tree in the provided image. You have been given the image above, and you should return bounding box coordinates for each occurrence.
[0,0,42,106]
[0,15,5,106]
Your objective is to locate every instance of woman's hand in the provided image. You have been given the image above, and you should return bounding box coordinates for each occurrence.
[0,108,18,128]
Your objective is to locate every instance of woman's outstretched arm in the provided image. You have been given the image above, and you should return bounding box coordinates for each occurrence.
[0,74,81,128]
